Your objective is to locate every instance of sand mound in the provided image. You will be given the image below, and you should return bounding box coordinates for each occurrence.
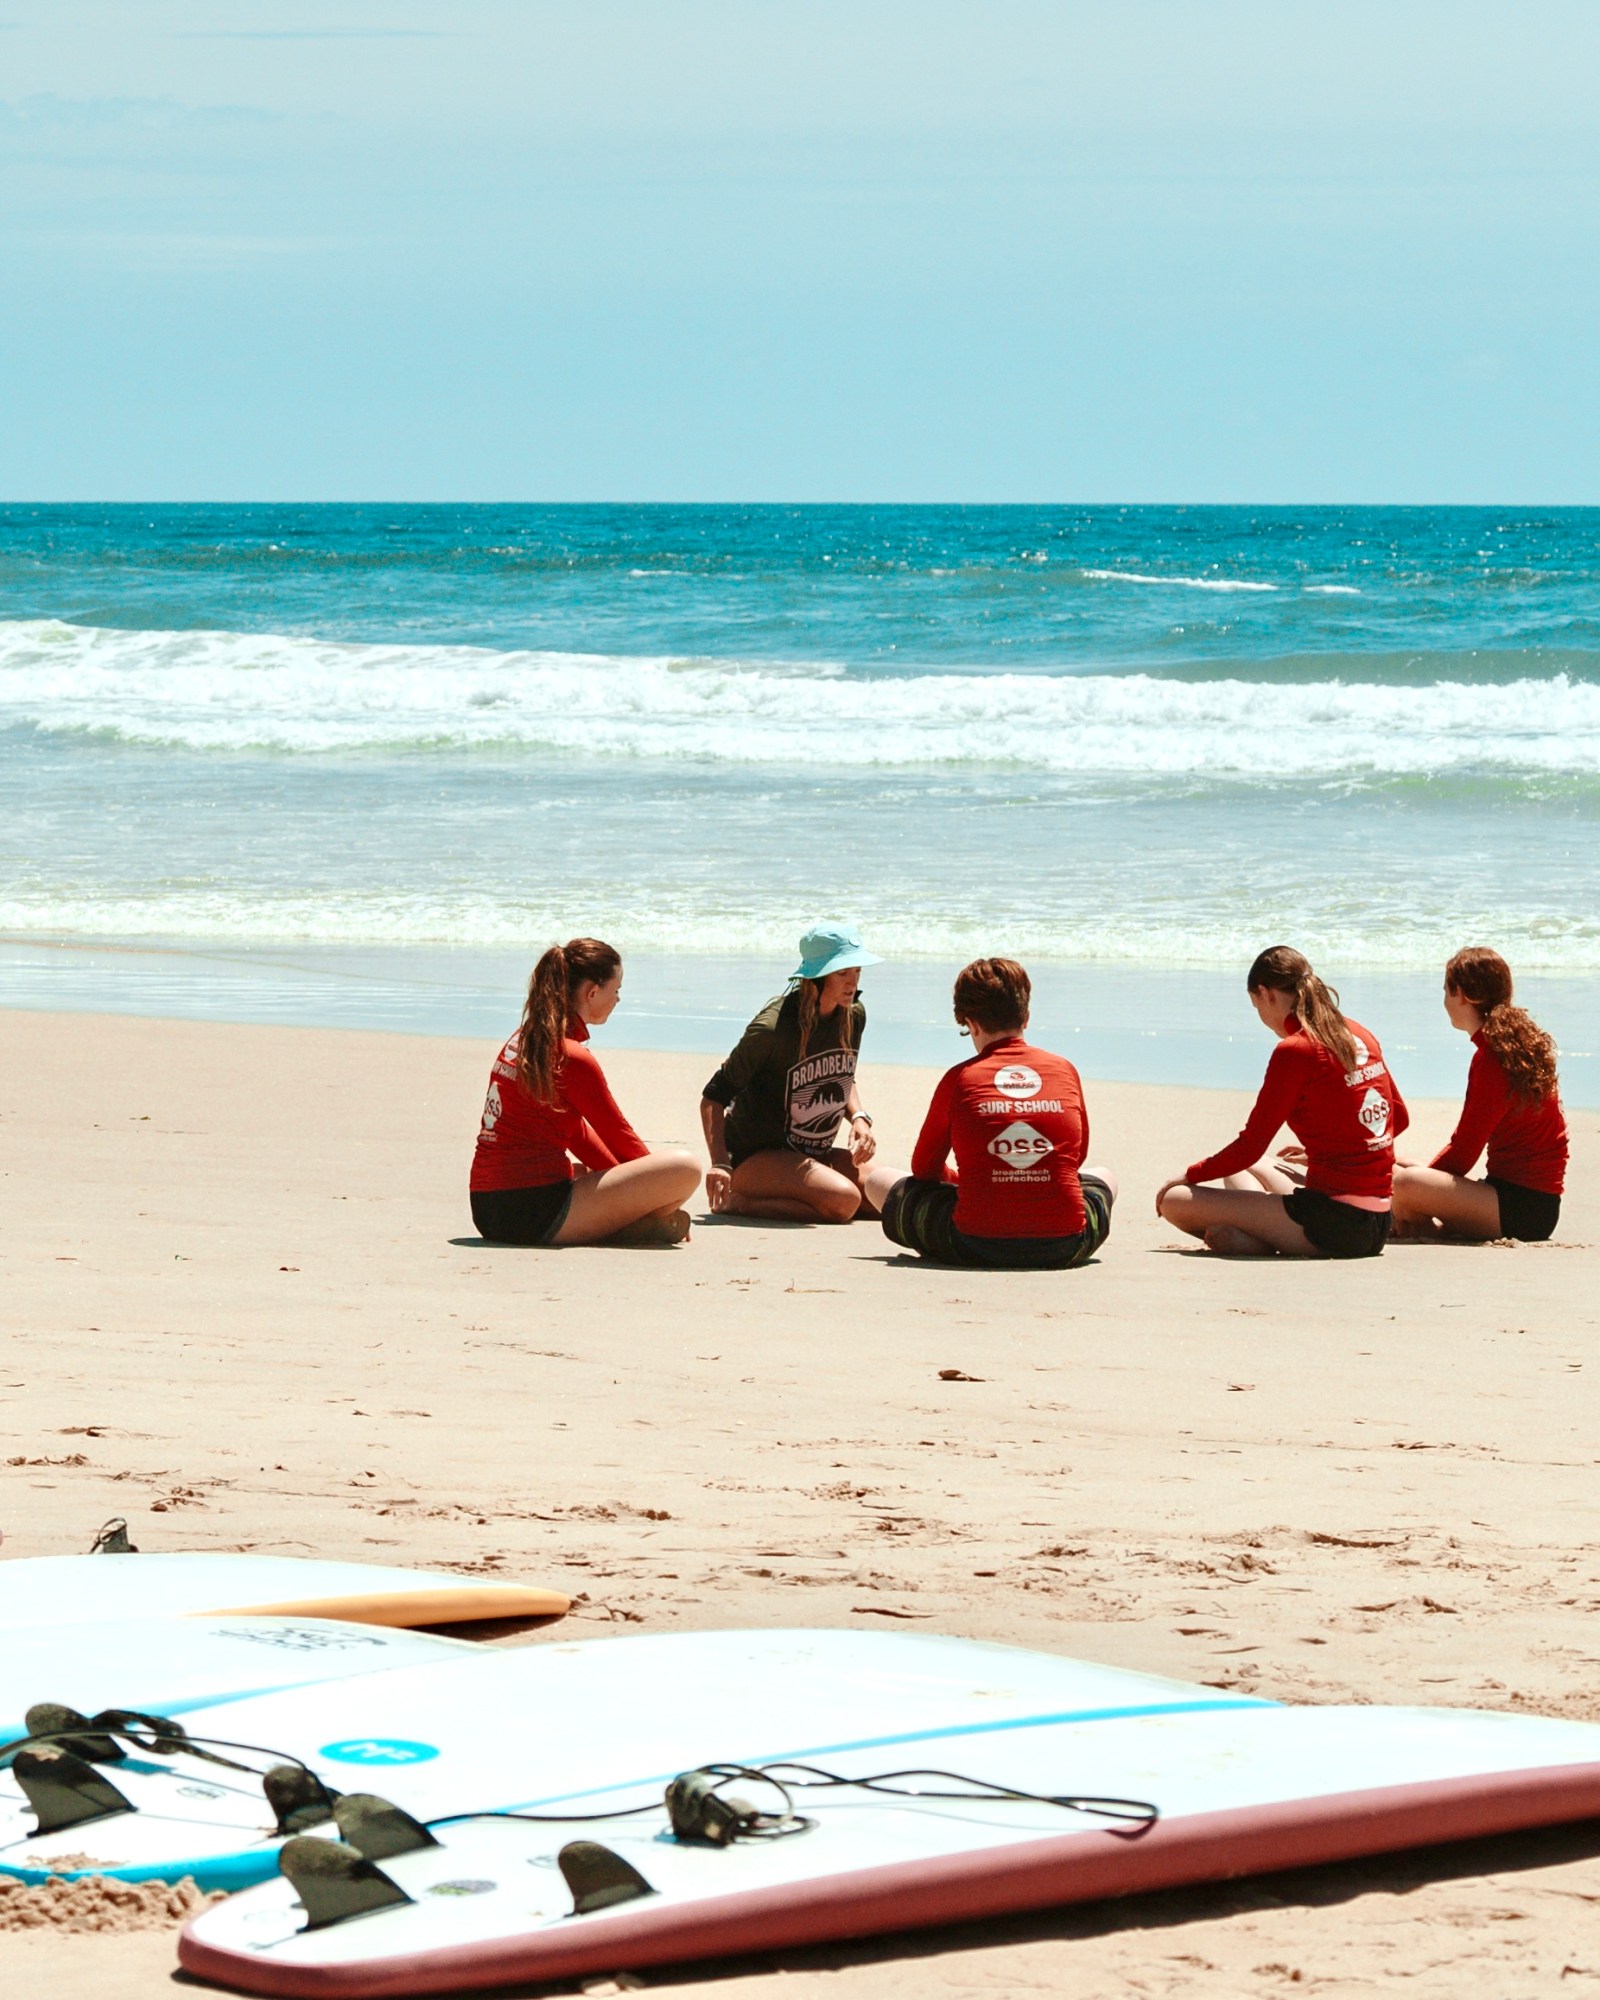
[0,1872,221,1933]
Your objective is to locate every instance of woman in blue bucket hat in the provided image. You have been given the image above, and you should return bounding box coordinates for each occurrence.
[700,923,883,1223]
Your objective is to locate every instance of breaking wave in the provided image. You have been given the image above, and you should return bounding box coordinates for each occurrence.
[5,619,1600,782]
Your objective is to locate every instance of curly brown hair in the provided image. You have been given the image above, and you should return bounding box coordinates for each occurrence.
[514,938,621,1104]
[1445,947,1558,1106]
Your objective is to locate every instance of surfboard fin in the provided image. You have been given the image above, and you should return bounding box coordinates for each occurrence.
[23,1702,126,1765]
[333,1792,439,1860]
[558,1839,657,1916]
[279,1836,414,1931]
[264,1763,342,1837]
[88,1516,138,1554]
[12,1747,135,1834]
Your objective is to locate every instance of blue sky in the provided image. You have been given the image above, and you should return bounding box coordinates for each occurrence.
[2,1,1597,501]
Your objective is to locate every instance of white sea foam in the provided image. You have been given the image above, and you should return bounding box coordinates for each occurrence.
[1304,584,1363,596]
[1080,569,1279,593]
[4,887,1597,971]
[4,618,1598,781]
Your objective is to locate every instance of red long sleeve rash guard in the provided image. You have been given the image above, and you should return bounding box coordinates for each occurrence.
[1186,1020,1408,1200]
[911,1037,1090,1238]
[470,1019,649,1192]
[1429,1034,1567,1196]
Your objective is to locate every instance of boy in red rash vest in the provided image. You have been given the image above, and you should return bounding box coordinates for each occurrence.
[868,958,1117,1269]
[1157,945,1406,1260]
[1392,946,1567,1243]
[470,938,700,1248]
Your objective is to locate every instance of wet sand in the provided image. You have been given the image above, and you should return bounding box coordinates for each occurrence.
[2,1007,1598,1996]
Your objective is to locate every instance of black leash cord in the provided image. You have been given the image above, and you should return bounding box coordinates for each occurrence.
[758,1762,1160,1825]
[0,1722,1161,1839]
[427,1801,664,1830]
[427,1759,1158,1833]
[0,1716,328,1790]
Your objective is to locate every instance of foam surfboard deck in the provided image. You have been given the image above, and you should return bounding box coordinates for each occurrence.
[0,1615,479,1746]
[0,1554,570,1631]
[0,1629,1259,1889]
[180,1692,1600,1999]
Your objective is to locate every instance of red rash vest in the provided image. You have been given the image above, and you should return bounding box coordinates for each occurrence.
[911,1037,1090,1238]
[1429,1033,1567,1195]
[1186,1019,1408,1201]
[470,1018,649,1193]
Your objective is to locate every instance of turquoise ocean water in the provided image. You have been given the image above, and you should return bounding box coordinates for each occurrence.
[2,505,1596,1099]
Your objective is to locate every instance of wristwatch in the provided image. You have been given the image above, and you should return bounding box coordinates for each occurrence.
[851,1111,873,1127]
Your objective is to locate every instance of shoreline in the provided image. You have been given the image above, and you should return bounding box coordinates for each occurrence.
[4,934,1597,1107]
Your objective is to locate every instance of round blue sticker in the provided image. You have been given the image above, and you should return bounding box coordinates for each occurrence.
[318,1737,439,1766]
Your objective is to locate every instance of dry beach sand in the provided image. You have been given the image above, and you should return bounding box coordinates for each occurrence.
[3,1005,1600,1997]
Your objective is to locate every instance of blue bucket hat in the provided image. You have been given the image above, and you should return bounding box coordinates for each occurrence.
[791,922,883,983]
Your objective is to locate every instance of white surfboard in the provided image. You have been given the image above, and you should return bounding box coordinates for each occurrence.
[180,1689,1600,1999]
[0,1553,569,1632]
[0,1615,478,1746]
[0,1629,1258,1890]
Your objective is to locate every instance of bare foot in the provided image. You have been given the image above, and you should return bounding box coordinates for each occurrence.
[607,1208,691,1248]
[1204,1224,1276,1258]
[1388,1215,1442,1243]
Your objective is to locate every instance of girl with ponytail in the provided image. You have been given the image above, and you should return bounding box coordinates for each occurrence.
[1392,948,1567,1241]
[1157,946,1409,1259]
[470,939,700,1246]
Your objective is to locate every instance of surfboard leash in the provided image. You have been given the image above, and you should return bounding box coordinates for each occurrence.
[425,1757,1161,1847]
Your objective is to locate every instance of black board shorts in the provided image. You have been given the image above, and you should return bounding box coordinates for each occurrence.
[1487,1176,1561,1243]
[881,1173,1113,1270]
[470,1181,573,1246]
[1283,1186,1391,1259]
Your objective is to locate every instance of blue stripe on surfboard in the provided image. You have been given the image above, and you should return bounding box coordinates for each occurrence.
[499,1695,1276,1815]
[0,1847,284,1893]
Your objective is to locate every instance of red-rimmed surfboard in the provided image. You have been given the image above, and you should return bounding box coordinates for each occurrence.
[176,1633,1600,1997]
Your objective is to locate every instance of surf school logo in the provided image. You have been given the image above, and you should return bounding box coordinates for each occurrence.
[319,1737,440,1766]
[993,1064,1043,1099]
[1357,1086,1392,1142]
[987,1120,1055,1173]
[481,1080,502,1133]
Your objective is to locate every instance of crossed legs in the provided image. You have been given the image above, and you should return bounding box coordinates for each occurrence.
[1390,1165,1503,1241]
[555,1151,702,1246]
[1159,1159,1318,1258]
[722,1147,881,1224]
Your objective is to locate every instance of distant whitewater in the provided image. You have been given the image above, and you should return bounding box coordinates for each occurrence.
[2,503,1597,972]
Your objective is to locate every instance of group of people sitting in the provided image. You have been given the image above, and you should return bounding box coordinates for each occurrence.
[468,922,1568,1267]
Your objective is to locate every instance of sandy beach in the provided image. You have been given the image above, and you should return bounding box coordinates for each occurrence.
[4,1004,1600,1997]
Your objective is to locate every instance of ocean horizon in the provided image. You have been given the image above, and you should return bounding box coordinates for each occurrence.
[3,502,1596,1098]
